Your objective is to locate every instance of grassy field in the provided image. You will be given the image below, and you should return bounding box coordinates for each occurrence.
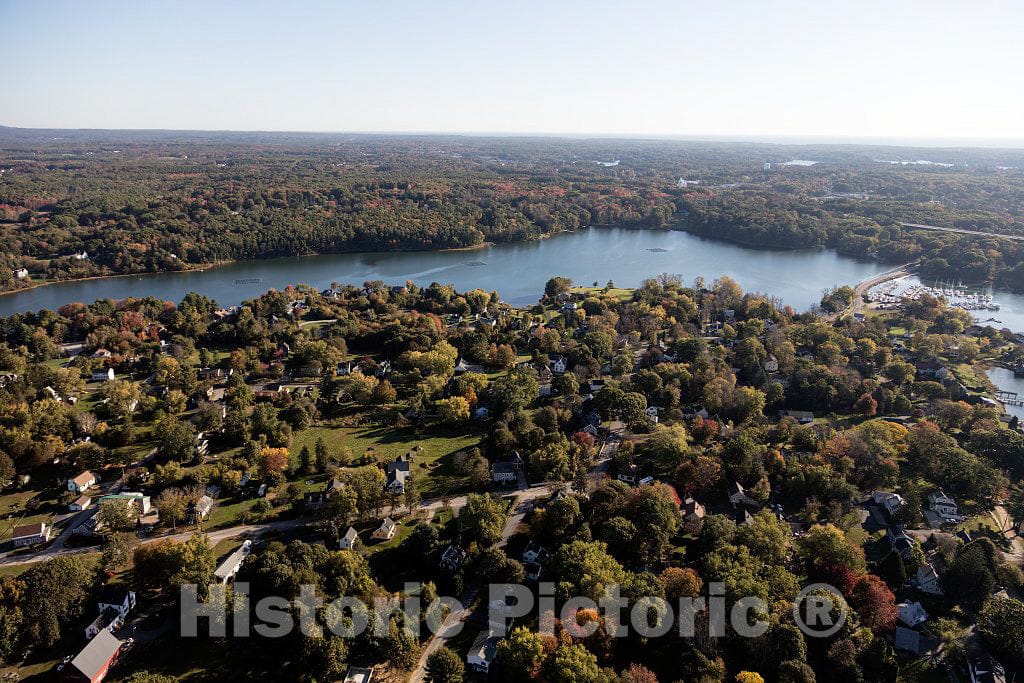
[290,422,484,498]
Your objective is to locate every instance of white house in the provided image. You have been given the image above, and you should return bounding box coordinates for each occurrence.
[549,355,568,374]
[68,470,97,493]
[928,490,961,519]
[343,667,375,683]
[214,540,252,583]
[339,527,359,550]
[372,517,397,541]
[916,563,943,595]
[872,491,905,517]
[467,627,501,672]
[91,368,116,382]
[69,495,92,512]
[97,585,136,618]
[898,601,929,628]
[13,268,29,280]
[10,522,50,547]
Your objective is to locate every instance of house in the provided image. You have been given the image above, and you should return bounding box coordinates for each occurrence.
[343,667,375,683]
[192,495,215,522]
[617,464,640,485]
[683,497,706,523]
[928,490,961,520]
[214,540,252,583]
[374,360,391,377]
[492,452,524,486]
[11,522,50,547]
[99,492,151,516]
[777,409,814,424]
[73,251,89,260]
[888,526,917,559]
[338,526,359,550]
[385,459,411,494]
[968,650,1007,683]
[96,581,137,618]
[916,563,943,595]
[728,481,757,509]
[84,586,136,639]
[872,491,905,517]
[68,471,97,493]
[91,368,115,382]
[898,601,928,628]
[763,355,779,373]
[373,517,397,541]
[440,544,467,571]
[522,541,550,566]
[13,268,28,280]
[467,627,501,672]
[682,404,710,420]
[70,495,93,512]
[58,629,123,683]
[549,355,568,374]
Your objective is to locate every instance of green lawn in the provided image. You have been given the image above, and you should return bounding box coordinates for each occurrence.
[290,422,484,498]
[0,487,64,543]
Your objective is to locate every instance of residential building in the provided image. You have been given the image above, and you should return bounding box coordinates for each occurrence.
[68,471,97,493]
[385,459,410,494]
[916,563,943,595]
[898,601,928,628]
[728,481,758,508]
[91,368,115,382]
[59,629,123,683]
[440,544,467,572]
[372,517,397,541]
[467,627,501,672]
[928,490,960,519]
[70,495,93,512]
[99,492,151,516]
[343,666,375,683]
[683,497,706,523]
[872,491,905,517]
[214,540,253,583]
[11,522,50,547]
[339,527,359,550]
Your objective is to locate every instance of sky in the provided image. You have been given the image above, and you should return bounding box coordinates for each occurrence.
[1,0,1022,142]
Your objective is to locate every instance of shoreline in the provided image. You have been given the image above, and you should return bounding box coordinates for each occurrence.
[0,244,499,299]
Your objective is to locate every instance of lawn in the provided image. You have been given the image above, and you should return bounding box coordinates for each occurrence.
[290,422,484,498]
[0,487,65,543]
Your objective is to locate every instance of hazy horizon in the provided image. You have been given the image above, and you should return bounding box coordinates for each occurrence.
[2,0,1022,143]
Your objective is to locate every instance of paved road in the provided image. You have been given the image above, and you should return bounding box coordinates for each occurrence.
[829,263,914,322]
[901,222,1024,243]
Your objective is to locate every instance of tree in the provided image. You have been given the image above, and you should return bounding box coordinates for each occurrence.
[543,644,602,683]
[156,488,188,531]
[849,574,897,631]
[154,414,197,462]
[494,627,545,681]
[382,616,420,670]
[102,532,136,572]
[425,647,465,683]
[553,541,626,601]
[778,661,815,683]
[258,446,290,481]
[98,498,138,533]
[458,494,506,546]
[736,673,764,683]
[437,396,470,423]
[661,567,703,600]
[315,436,330,471]
[978,595,1024,669]
[20,555,95,647]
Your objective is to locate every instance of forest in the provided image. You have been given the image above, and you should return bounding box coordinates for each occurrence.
[2,127,1024,294]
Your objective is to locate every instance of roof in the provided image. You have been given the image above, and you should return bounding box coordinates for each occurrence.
[69,628,122,680]
[71,471,95,485]
[97,584,131,606]
[11,522,47,539]
[214,541,252,581]
[343,667,374,683]
[377,517,396,533]
[342,527,358,542]
[468,628,500,664]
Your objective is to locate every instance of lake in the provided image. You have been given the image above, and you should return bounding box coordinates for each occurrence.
[984,366,1024,421]
[4,227,1024,329]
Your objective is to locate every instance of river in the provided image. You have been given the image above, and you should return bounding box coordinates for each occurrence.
[4,227,1024,328]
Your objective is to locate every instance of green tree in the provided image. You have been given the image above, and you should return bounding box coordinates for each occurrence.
[425,647,465,683]
[458,494,506,546]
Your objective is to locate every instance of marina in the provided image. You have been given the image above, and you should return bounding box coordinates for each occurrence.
[866,277,1001,312]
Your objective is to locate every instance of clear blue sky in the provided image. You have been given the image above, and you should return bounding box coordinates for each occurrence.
[1,0,1021,141]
